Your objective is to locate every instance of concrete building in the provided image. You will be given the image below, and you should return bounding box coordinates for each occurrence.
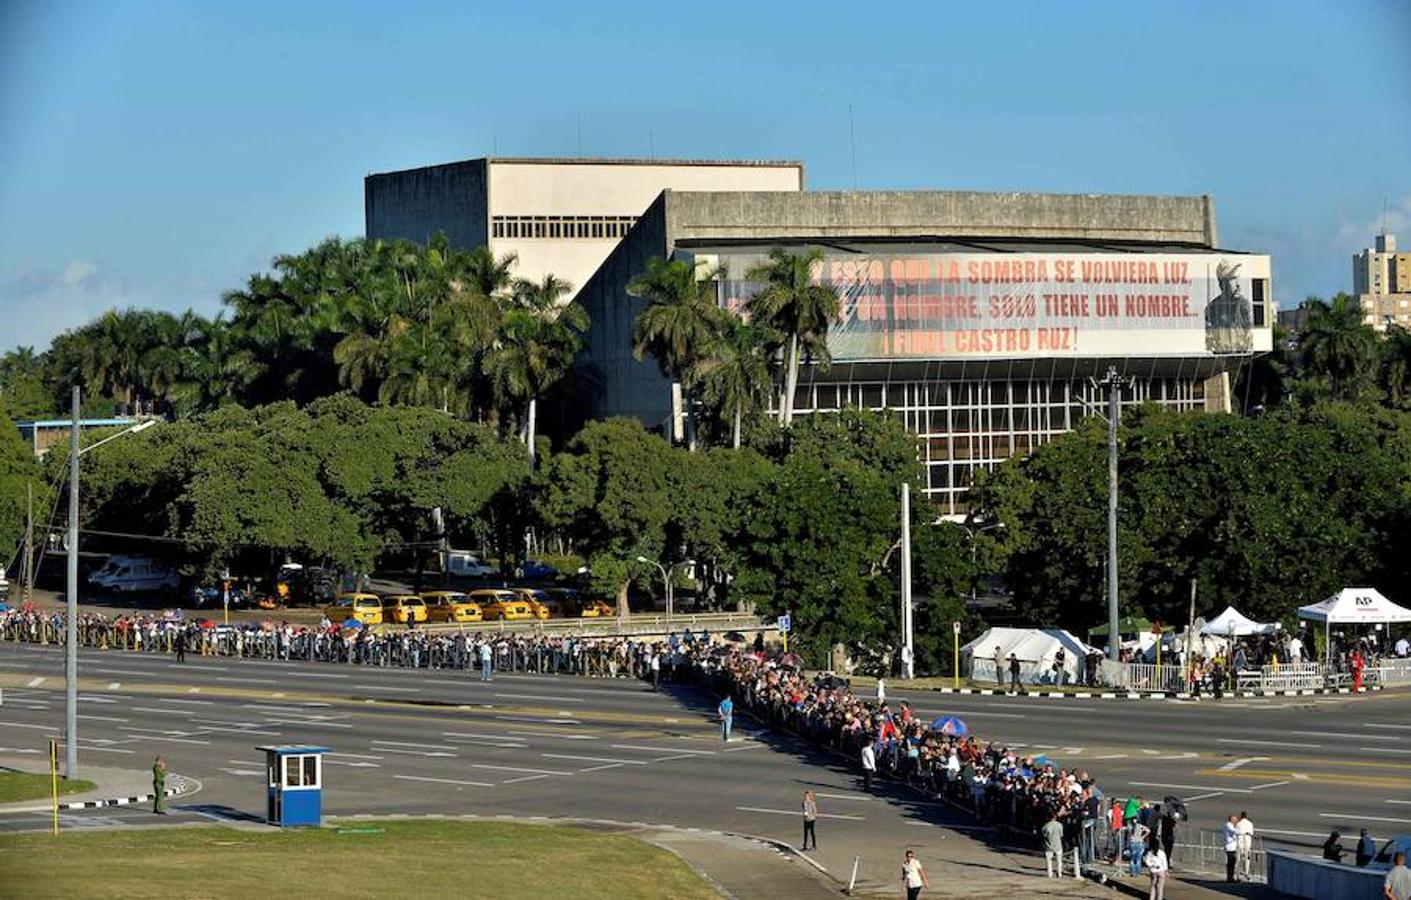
[575,189,1274,513]
[364,157,803,295]
[1352,232,1411,331]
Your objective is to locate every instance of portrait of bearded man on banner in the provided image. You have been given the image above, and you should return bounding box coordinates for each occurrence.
[1205,259,1253,353]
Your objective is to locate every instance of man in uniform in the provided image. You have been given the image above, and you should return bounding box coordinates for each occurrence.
[152,756,167,814]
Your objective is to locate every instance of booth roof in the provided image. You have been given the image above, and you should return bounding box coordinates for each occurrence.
[1297,588,1411,624]
[1199,605,1277,637]
[257,745,332,755]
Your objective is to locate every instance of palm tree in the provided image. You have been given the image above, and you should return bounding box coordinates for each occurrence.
[180,315,259,411]
[1297,293,1378,401]
[629,256,724,447]
[745,247,840,427]
[1380,324,1411,410]
[511,273,573,314]
[465,246,519,303]
[486,281,587,461]
[691,312,774,448]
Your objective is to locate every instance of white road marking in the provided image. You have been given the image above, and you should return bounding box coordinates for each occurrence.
[325,760,381,768]
[443,731,528,742]
[652,753,701,762]
[541,754,646,766]
[130,707,192,716]
[1,722,59,731]
[1249,781,1290,790]
[493,715,581,725]
[576,764,624,773]
[79,746,135,754]
[107,682,121,690]
[1290,730,1397,741]
[354,685,421,692]
[326,752,383,760]
[1093,754,1129,760]
[25,677,43,687]
[1183,791,1224,802]
[1218,757,1268,771]
[493,693,583,703]
[507,730,597,741]
[610,744,716,756]
[375,748,457,757]
[470,764,570,776]
[736,806,865,821]
[1387,800,1411,805]
[219,768,262,776]
[1262,827,1388,840]
[1319,813,1411,824]
[1357,747,1407,754]
[1128,781,1253,794]
[157,698,214,706]
[170,664,227,671]
[723,743,766,753]
[215,676,277,684]
[265,719,352,729]
[371,740,457,750]
[1364,723,1411,730]
[813,792,874,802]
[501,774,549,784]
[77,714,129,723]
[394,774,493,787]
[1217,738,1321,749]
[187,687,201,694]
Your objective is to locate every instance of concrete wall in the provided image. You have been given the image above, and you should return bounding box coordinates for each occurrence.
[661,190,1218,246]
[365,160,488,249]
[1266,850,1388,899]
[488,159,802,294]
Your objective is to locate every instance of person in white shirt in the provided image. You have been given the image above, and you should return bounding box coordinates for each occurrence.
[1396,637,1410,658]
[1235,811,1255,881]
[1223,814,1240,882]
[1288,636,1303,664]
[902,849,928,900]
[876,677,886,705]
[860,742,876,792]
[1145,845,1169,900]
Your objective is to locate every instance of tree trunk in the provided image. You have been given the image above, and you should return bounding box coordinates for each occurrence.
[782,333,800,427]
[526,396,537,464]
[732,401,742,450]
[616,579,631,624]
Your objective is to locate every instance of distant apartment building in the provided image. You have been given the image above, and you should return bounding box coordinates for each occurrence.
[364,157,804,296]
[1353,232,1411,331]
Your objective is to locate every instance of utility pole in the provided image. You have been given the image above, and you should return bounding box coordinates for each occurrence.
[24,481,33,604]
[900,482,914,680]
[65,386,80,779]
[1093,366,1131,662]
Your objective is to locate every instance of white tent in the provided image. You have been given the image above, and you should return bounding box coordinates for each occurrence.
[1199,606,1278,637]
[1297,588,1411,664]
[961,627,1099,685]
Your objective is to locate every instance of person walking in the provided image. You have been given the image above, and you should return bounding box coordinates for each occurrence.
[478,640,493,682]
[1223,813,1239,882]
[1008,653,1026,695]
[717,695,733,743]
[152,756,167,815]
[1144,844,1169,900]
[1358,828,1378,867]
[1043,810,1065,878]
[1385,851,1411,900]
[801,791,818,851]
[901,849,928,900]
[1236,811,1255,880]
[861,741,877,792]
[1323,829,1345,863]
[993,645,1005,686]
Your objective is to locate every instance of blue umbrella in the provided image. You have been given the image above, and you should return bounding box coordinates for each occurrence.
[929,715,968,736]
[342,618,364,629]
[1033,754,1053,767]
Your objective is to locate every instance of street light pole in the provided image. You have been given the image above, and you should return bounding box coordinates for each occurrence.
[637,556,669,621]
[1093,365,1130,662]
[65,387,79,779]
[900,482,913,680]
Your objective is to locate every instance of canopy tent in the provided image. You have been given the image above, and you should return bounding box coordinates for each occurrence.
[961,627,1100,684]
[1296,588,1411,624]
[1199,606,1278,637]
[1297,588,1411,665]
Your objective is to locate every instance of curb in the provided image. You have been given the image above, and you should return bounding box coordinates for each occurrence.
[930,684,1384,700]
[0,775,201,815]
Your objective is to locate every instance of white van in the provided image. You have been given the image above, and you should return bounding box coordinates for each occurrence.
[445,551,495,578]
[89,555,153,586]
[99,559,180,594]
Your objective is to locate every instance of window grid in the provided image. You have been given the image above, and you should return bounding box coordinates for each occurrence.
[788,376,1206,515]
[491,215,638,240]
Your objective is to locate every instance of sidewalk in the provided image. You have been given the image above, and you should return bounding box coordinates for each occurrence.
[0,754,199,815]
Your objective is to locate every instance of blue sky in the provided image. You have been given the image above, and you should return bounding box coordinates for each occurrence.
[1,0,1408,351]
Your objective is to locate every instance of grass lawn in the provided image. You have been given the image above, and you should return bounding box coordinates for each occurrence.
[0,772,95,804]
[0,820,721,900]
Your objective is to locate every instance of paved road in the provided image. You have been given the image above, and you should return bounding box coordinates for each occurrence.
[2,641,1407,890]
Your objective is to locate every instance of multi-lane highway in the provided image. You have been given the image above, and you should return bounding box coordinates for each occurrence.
[2,641,1408,893]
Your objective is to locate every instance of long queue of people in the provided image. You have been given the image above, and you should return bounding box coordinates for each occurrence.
[673,642,1195,883]
[0,607,717,680]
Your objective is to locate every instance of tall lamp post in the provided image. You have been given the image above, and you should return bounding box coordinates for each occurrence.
[64,389,156,779]
[636,556,693,622]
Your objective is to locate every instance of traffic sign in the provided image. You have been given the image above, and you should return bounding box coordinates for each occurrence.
[777,614,791,634]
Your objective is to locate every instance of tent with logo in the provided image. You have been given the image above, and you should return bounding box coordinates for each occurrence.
[1297,588,1411,663]
[961,626,1101,685]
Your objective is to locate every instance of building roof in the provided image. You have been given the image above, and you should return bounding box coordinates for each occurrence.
[16,418,136,429]
[367,156,804,179]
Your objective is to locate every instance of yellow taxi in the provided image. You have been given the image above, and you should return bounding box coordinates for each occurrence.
[577,597,615,618]
[423,590,482,624]
[545,588,613,618]
[510,588,552,620]
[472,589,534,621]
[326,593,384,625]
[380,594,428,625]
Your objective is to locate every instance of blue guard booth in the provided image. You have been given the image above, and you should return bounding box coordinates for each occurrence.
[258,745,329,827]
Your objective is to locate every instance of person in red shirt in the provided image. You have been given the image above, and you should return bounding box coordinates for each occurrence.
[1351,650,1365,691]
[1106,797,1125,862]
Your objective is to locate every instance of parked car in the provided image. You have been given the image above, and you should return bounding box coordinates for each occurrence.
[95,559,180,593]
[423,591,482,623]
[510,588,552,620]
[544,588,613,618]
[472,589,533,621]
[190,584,248,609]
[325,593,384,625]
[380,594,427,625]
[514,559,557,580]
[445,551,496,578]
[1372,835,1411,870]
[88,555,153,586]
